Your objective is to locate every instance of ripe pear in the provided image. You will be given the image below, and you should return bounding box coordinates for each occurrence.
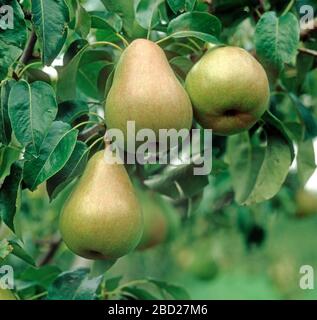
[135,188,179,250]
[0,288,16,300]
[59,150,143,260]
[185,46,270,135]
[105,39,193,146]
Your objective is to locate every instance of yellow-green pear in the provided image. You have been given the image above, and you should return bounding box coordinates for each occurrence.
[59,150,143,260]
[105,39,193,145]
[185,46,270,135]
[295,189,317,218]
[135,188,179,250]
[0,288,16,300]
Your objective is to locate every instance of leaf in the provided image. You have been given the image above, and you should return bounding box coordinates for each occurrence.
[19,266,61,289]
[255,12,300,71]
[0,145,20,182]
[8,240,36,266]
[0,79,15,145]
[89,10,123,32]
[227,124,293,205]
[297,140,316,187]
[149,279,190,299]
[288,93,317,139]
[32,0,70,65]
[168,12,222,37]
[0,0,27,48]
[8,81,58,155]
[105,276,122,292]
[0,239,13,260]
[122,286,159,300]
[75,4,91,38]
[134,0,165,30]
[46,141,88,201]
[56,43,89,102]
[56,100,89,124]
[47,268,102,300]
[167,0,186,13]
[166,30,221,45]
[0,161,23,231]
[23,121,78,191]
[0,40,22,80]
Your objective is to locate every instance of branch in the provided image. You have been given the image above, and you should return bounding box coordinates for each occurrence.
[298,47,317,58]
[78,124,106,142]
[19,30,37,66]
[38,237,62,266]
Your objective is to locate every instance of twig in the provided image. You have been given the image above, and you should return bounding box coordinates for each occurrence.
[19,30,37,66]
[78,124,106,141]
[38,237,62,266]
[298,47,317,58]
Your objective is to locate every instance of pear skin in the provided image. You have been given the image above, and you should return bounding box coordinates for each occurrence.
[59,150,143,260]
[105,39,193,144]
[185,46,270,135]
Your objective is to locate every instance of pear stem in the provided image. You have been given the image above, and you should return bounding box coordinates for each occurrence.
[116,33,129,47]
[156,35,172,45]
[90,41,123,52]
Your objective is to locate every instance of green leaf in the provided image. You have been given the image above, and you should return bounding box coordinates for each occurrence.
[23,121,78,191]
[0,40,22,80]
[0,145,20,182]
[56,43,89,102]
[149,279,190,299]
[90,10,123,32]
[167,0,185,13]
[8,81,58,155]
[227,125,293,205]
[166,30,221,45]
[56,100,89,124]
[255,12,300,71]
[0,161,23,231]
[46,141,88,201]
[75,4,91,38]
[8,240,36,266]
[0,0,27,48]
[122,286,159,300]
[97,64,115,99]
[32,0,70,65]
[19,266,61,289]
[168,12,222,37]
[134,0,165,30]
[288,93,317,139]
[297,140,316,187]
[105,276,122,291]
[0,80,15,145]
[47,268,102,300]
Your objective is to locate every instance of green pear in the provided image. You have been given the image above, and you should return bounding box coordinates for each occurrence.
[296,189,317,218]
[0,288,16,300]
[175,240,218,281]
[59,150,143,260]
[105,39,193,145]
[185,46,270,135]
[135,188,179,250]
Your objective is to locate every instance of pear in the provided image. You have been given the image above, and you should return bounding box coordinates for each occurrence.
[185,46,270,135]
[59,150,143,260]
[135,188,178,250]
[105,39,193,146]
[0,288,16,300]
[296,189,317,218]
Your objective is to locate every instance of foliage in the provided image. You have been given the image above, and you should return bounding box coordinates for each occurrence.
[0,0,316,300]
